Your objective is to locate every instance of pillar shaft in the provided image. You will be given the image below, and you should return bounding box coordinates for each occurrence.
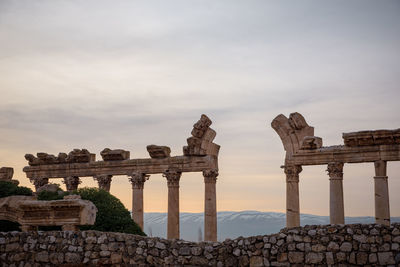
[374,160,390,226]
[163,170,181,239]
[327,162,345,224]
[284,165,302,228]
[94,175,112,192]
[129,172,149,230]
[63,176,81,191]
[203,169,218,242]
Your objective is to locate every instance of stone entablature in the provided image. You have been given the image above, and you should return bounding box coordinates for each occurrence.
[0,195,97,231]
[22,114,220,241]
[0,223,399,266]
[272,112,399,228]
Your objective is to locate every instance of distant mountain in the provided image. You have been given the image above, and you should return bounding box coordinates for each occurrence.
[143,211,400,242]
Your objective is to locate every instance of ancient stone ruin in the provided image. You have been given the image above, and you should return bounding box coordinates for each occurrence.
[23,114,220,241]
[272,112,400,228]
[0,167,19,185]
[0,195,96,231]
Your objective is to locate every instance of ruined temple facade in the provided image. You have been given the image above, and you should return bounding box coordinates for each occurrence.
[272,112,400,228]
[23,115,220,241]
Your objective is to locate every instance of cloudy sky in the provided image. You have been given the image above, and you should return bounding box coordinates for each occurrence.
[1,0,399,218]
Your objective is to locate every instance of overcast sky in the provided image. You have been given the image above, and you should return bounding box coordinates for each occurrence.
[0,0,399,217]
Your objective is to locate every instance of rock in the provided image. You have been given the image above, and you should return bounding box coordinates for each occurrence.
[311,244,325,252]
[249,256,263,267]
[65,253,81,263]
[179,246,191,256]
[340,242,352,252]
[378,252,395,265]
[191,246,202,256]
[326,252,334,265]
[353,234,367,243]
[147,145,171,158]
[35,251,49,262]
[233,248,241,256]
[100,148,130,161]
[100,250,111,257]
[327,241,339,251]
[308,230,316,236]
[111,253,122,264]
[191,256,209,265]
[357,252,368,265]
[305,252,324,264]
[288,252,304,263]
[369,253,377,263]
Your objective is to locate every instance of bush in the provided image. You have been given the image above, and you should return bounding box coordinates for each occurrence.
[0,181,33,232]
[0,181,33,198]
[38,187,145,236]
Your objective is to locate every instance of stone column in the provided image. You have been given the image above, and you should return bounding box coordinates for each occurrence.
[203,169,218,242]
[129,172,149,230]
[284,165,302,228]
[163,169,182,239]
[327,162,345,224]
[30,178,49,191]
[94,175,113,192]
[63,176,81,191]
[374,160,390,226]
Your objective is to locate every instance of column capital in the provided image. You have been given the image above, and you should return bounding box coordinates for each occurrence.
[283,165,302,183]
[30,178,49,191]
[63,176,81,191]
[129,172,149,189]
[203,169,218,183]
[326,162,344,180]
[163,169,181,188]
[93,174,113,191]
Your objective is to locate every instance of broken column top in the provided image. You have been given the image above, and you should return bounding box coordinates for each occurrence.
[100,148,130,161]
[183,114,219,157]
[147,145,171,159]
[25,149,95,166]
[343,129,400,147]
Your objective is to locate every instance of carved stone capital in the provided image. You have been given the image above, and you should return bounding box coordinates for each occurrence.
[203,169,218,183]
[284,165,302,183]
[129,172,149,189]
[93,175,113,191]
[30,178,49,191]
[63,176,81,191]
[163,169,182,188]
[326,162,344,180]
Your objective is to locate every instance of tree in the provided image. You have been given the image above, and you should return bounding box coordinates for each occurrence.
[37,187,146,236]
[0,181,33,232]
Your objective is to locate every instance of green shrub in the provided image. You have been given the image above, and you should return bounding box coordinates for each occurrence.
[0,181,33,198]
[0,181,33,232]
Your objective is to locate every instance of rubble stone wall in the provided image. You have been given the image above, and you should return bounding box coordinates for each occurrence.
[1,223,400,266]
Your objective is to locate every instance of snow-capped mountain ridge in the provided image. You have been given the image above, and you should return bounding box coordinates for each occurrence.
[143,211,400,242]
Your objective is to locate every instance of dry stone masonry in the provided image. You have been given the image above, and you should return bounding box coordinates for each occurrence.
[1,223,399,266]
[271,112,400,228]
[22,114,220,241]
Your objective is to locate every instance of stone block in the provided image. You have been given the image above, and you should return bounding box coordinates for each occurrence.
[300,136,323,150]
[146,145,171,159]
[101,148,130,161]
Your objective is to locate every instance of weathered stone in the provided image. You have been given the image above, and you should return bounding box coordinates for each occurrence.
[179,246,191,256]
[369,253,377,263]
[288,252,304,263]
[340,242,352,252]
[35,251,48,262]
[378,252,395,265]
[249,256,263,267]
[191,246,202,256]
[111,253,122,264]
[300,136,323,150]
[100,148,130,161]
[65,253,81,263]
[327,241,339,251]
[326,252,334,265]
[305,252,323,264]
[147,145,171,159]
[357,252,368,265]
